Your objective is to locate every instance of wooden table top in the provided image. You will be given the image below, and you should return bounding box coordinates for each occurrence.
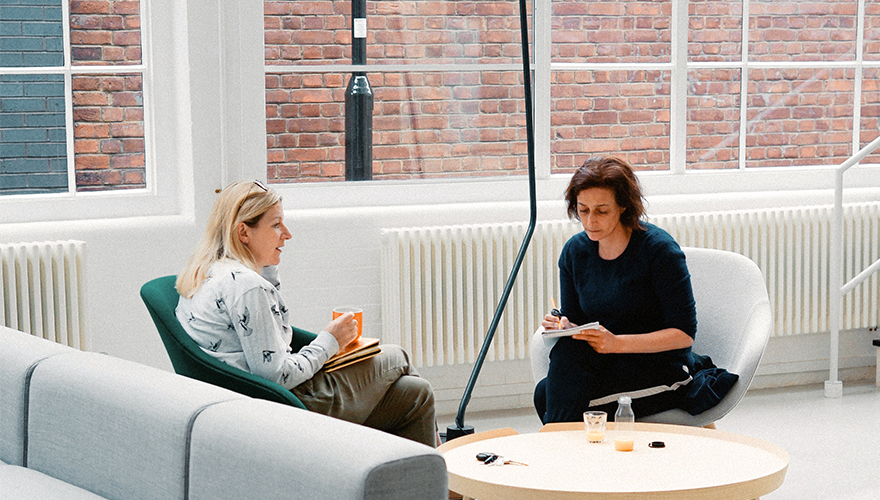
[439,423,789,500]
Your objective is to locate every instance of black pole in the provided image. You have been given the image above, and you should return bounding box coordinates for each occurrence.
[345,0,372,180]
[446,0,537,440]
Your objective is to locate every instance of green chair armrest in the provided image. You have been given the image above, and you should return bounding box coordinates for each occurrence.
[140,275,307,410]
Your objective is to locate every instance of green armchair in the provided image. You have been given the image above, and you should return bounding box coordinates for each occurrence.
[140,275,314,409]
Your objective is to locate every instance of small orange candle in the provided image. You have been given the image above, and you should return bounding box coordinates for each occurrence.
[615,438,634,452]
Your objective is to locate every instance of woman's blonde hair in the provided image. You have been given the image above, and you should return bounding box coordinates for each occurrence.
[177,180,282,298]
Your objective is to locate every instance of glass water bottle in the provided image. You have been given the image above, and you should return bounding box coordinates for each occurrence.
[614,395,635,451]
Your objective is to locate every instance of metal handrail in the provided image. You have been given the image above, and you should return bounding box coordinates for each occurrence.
[825,133,880,398]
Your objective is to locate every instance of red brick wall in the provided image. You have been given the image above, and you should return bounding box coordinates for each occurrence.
[864,1,880,163]
[551,0,671,64]
[264,0,526,65]
[265,70,529,181]
[72,74,145,190]
[687,69,741,170]
[264,0,528,182]
[746,68,855,167]
[749,0,857,63]
[265,0,880,184]
[551,70,671,172]
[265,0,880,182]
[70,0,144,191]
[687,1,742,170]
[859,0,880,164]
[47,1,880,190]
[867,0,880,60]
[689,0,742,62]
[862,67,880,163]
[744,0,865,166]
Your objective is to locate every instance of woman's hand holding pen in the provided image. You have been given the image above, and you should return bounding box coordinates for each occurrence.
[542,313,573,331]
[544,297,570,330]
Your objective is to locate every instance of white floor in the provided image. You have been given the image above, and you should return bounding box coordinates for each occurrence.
[439,381,880,499]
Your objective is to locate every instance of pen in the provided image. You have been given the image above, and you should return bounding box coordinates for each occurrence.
[550,297,563,330]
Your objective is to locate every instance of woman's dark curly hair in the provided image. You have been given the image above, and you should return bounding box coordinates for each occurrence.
[564,156,646,231]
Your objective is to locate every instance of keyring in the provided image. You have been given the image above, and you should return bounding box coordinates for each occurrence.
[476,452,497,463]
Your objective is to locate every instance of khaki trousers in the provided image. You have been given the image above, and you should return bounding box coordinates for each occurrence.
[292,344,436,447]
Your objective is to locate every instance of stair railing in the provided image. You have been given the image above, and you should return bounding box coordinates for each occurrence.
[825,133,880,398]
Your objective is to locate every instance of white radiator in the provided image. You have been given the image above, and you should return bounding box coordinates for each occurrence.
[381,203,880,367]
[657,204,879,337]
[0,240,88,349]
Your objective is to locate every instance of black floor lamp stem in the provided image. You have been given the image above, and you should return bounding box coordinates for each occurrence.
[446,0,537,441]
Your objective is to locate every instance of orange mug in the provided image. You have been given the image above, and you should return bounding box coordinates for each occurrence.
[332,307,363,341]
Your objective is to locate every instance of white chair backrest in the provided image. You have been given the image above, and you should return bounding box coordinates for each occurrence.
[684,247,772,377]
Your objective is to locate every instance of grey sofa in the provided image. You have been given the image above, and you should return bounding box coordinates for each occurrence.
[0,326,447,500]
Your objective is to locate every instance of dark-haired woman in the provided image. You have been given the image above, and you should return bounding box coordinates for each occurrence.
[534,156,698,423]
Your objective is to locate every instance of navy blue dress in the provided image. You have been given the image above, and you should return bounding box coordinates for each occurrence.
[535,223,698,423]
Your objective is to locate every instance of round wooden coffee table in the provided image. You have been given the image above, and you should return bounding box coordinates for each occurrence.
[439,422,789,500]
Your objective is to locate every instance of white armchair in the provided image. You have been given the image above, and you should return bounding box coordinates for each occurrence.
[529,247,772,427]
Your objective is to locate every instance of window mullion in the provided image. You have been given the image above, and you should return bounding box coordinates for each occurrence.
[738,0,750,170]
[533,0,551,180]
[61,0,75,194]
[669,0,688,174]
[139,0,155,195]
[853,0,866,156]
[63,70,75,195]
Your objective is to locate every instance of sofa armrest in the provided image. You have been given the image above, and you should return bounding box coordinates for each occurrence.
[188,399,447,500]
[0,327,74,466]
[0,465,107,500]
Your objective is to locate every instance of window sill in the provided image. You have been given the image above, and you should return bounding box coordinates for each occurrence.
[275,164,880,212]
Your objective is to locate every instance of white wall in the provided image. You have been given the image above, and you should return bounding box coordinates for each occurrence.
[1,0,878,418]
[3,187,877,416]
[274,189,880,415]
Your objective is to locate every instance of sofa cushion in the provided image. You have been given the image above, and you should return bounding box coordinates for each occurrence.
[0,327,74,466]
[188,398,448,500]
[0,464,107,500]
[26,351,246,500]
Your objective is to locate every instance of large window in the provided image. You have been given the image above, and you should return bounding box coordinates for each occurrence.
[0,0,145,196]
[552,0,880,173]
[264,0,530,182]
[264,69,530,180]
[265,0,880,184]
[549,0,672,172]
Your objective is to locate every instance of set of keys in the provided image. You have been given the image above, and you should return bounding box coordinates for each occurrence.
[476,452,528,466]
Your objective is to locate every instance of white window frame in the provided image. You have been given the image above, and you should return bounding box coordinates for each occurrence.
[0,0,191,225]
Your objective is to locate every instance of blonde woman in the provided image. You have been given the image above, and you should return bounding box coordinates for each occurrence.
[176,180,435,446]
